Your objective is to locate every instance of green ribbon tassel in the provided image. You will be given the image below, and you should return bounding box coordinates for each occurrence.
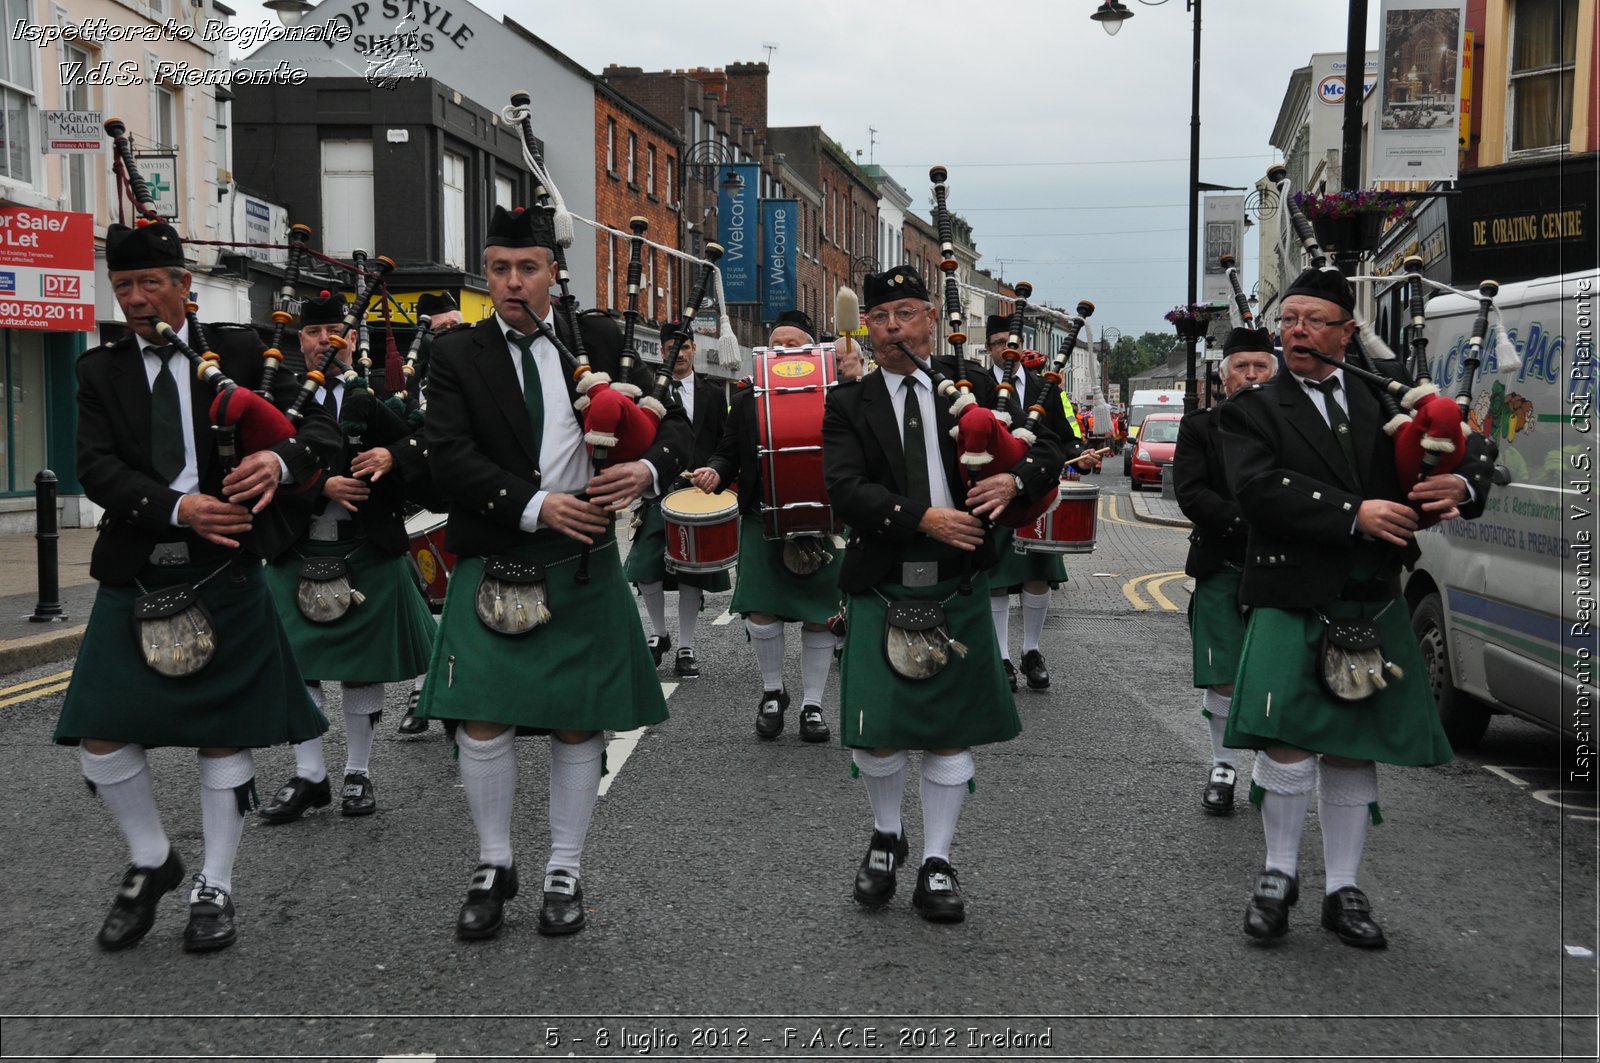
[849,761,859,779]
[967,778,976,795]
[601,750,610,778]
[1368,800,1383,827]
[232,778,259,816]
[1249,782,1267,810]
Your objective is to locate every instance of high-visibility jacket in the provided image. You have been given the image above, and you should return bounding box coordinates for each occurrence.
[1059,393,1082,439]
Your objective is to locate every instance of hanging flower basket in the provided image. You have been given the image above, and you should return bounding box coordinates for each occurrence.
[1294,190,1408,257]
[1165,303,1227,340]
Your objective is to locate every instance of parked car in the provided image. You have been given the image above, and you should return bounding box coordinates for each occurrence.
[1129,412,1182,490]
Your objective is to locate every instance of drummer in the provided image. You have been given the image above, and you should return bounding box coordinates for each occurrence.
[623,323,730,679]
[964,315,1100,693]
[688,310,841,743]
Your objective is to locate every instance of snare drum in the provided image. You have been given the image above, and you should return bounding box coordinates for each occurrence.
[405,509,456,608]
[754,344,843,540]
[1014,482,1099,554]
[661,487,740,574]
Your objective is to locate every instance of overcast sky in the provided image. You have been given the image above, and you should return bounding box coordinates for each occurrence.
[225,0,1381,341]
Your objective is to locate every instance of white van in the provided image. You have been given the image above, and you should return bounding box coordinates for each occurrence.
[1403,269,1595,749]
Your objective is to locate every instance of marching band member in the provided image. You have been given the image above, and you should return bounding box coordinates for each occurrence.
[688,310,840,743]
[1173,327,1276,814]
[1218,268,1491,948]
[822,266,1042,924]
[57,222,337,952]
[259,291,438,822]
[624,323,729,679]
[414,205,690,940]
[961,316,1098,693]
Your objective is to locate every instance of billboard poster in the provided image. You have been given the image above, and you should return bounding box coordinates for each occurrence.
[760,198,797,320]
[0,206,96,332]
[716,162,762,304]
[1201,194,1245,306]
[1374,0,1466,181]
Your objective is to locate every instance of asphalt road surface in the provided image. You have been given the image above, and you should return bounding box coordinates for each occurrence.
[1,480,1594,1062]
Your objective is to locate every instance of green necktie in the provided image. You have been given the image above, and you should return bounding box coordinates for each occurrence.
[149,344,186,484]
[1307,375,1358,478]
[512,333,544,445]
[901,375,931,504]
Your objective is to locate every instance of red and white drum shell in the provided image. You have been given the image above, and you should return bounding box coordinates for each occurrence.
[661,487,740,574]
[1014,482,1099,554]
[404,509,456,608]
[754,344,843,541]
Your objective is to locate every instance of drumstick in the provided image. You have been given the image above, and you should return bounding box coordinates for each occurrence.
[1068,446,1113,469]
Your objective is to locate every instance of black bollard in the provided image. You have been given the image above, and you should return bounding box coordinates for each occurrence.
[30,469,64,623]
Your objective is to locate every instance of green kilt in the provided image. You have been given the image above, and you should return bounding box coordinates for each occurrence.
[56,559,328,749]
[839,567,1020,750]
[1188,568,1246,690]
[1225,597,1453,766]
[622,497,733,592]
[416,527,669,732]
[264,537,437,683]
[988,526,1067,592]
[729,514,844,624]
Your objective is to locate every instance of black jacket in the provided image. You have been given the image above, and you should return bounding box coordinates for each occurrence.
[1174,406,1247,578]
[1218,367,1493,609]
[425,312,692,557]
[76,324,341,583]
[674,372,727,472]
[706,384,763,515]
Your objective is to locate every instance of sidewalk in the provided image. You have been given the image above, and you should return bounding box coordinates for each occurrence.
[1126,488,1193,529]
[0,528,97,674]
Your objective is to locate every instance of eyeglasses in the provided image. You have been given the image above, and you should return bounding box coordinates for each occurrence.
[865,306,928,327]
[984,338,1010,349]
[1274,313,1349,332]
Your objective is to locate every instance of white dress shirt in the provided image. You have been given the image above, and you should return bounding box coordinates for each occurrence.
[499,312,591,532]
[884,368,955,510]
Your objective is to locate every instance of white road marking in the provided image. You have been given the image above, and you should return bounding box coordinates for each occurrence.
[713,608,736,625]
[598,681,676,797]
[1484,765,1533,787]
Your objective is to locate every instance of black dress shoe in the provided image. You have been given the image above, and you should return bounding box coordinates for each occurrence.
[1020,649,1050,690]
[1002,659,1019,693]
[911,857,966,923]
[1243,869,1299,940]
[798,704,830,744]
[646,634,672,667]
[456,863,518,941]
[1201,764,1237,816]
[397,688,429,736]
[536,869,586,936]
[97,848,184,951]
[182,880,237,952]
[340,772,376,817]
[259,775,332,823]
[755,689,789,740]
[674,648,701,679]
[853,829,908,908]
[1321,886,1388,949]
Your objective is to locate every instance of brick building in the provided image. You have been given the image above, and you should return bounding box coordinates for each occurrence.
[767,126,881,332]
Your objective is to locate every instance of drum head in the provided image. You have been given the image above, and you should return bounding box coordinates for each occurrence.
[405,509,447,536]
[662,487,739,522]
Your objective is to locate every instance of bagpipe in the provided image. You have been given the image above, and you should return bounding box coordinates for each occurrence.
[103,117,301,477]
[1270,163,1470,496]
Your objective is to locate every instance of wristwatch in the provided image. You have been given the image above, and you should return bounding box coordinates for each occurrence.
[1010,473,1025,496]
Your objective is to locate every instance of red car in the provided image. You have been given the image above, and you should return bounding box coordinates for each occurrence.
[1129,412,1183,490]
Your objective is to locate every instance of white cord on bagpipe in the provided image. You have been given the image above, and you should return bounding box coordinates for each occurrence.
[1343,271,1522,373]
[502,102,740,366]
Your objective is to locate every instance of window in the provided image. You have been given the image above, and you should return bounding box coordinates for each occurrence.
[646,144,656,196]
[627,131,637,184]
[494,174,513,210]
[153,86,177,149]
[63,43,92,211]
[665,254,674,324]
[442,151,466,269]
[605,234,615,309]
[0,329,46,493]
[820,181,828,238]
[645,251,655,321]
[665,155,675,205]
[0,0,35,184]
[1508,0,1578,155]
[606,118,616,173]
[321,140,374,257]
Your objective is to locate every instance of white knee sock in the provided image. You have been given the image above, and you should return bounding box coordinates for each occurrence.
[1319,759,1378,893]
[456,729,516,867]
[547,735,605,876]
[747,619,786,691]
[1253,754,1317,878]
[295,683,328,784]
[1203,689,1233,766]
[81,745,169,868]
[800,628,834,707]
[341,683,385,777]
[1020,590,1049,654]
[677,587,702,654]
[853,749,908,838]
[920,751,974,864]
[639,581,666,637]
[197,751,254,895]
[990,595,1010,660]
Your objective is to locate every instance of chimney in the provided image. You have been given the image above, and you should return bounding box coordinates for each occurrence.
[724,61,769,140]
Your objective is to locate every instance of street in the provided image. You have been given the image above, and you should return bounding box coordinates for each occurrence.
[0,479,1594,1061]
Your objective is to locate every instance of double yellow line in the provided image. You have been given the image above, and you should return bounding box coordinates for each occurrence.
[1124,571,1189,611]
[0,669,73,709]
[1098,492,1183,530]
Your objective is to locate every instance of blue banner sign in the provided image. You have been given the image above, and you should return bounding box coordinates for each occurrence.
[717,162,762,304]
[761,198,798,320]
